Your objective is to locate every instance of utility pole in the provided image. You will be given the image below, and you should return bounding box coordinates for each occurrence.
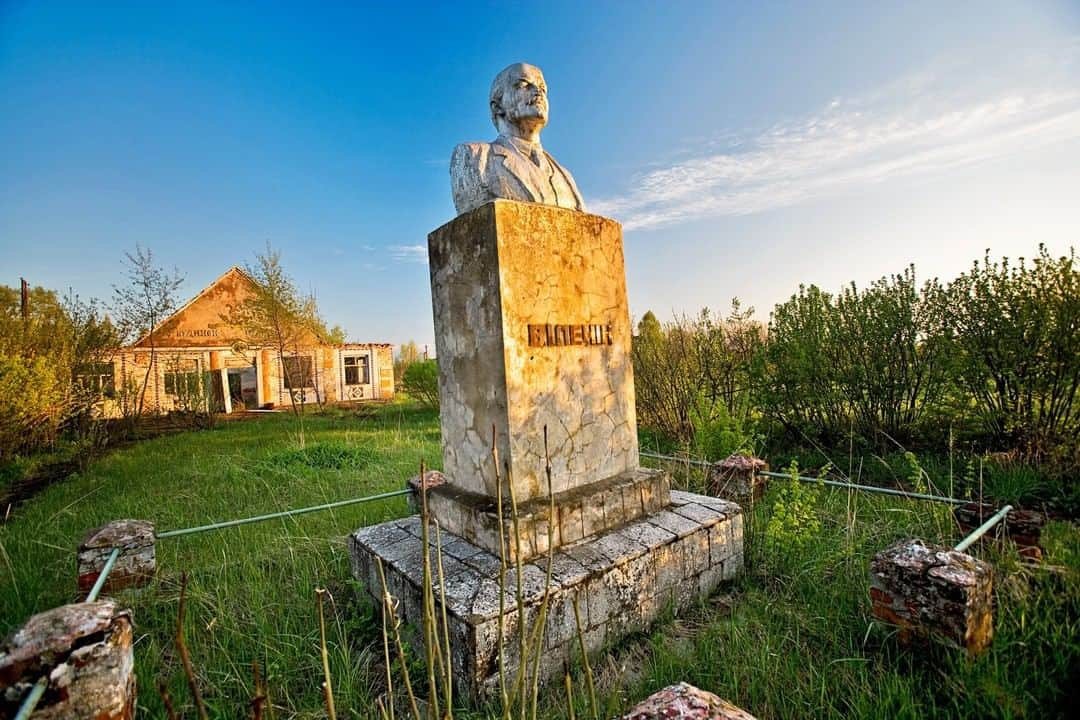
[20,278,29,323]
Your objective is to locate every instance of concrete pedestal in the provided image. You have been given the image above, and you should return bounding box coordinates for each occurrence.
[375,200,745,701]
[350,490,743,699]
[426,201,640,559]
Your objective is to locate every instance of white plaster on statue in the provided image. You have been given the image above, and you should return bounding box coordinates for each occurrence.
[450,63,586,216]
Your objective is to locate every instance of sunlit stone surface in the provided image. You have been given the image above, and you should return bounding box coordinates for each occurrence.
[351,492,743,698]
[426,200,643,559]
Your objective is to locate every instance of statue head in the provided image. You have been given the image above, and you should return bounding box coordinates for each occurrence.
[489,63,548,137]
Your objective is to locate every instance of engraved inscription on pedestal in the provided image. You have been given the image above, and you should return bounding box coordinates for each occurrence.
[427,200,643,559]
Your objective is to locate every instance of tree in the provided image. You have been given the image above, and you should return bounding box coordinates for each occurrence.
[112,245,184,421]
[757,267,949,448]
[631,302,763,454]
[394,340,421,390]
[402,359,440,409]
[229,244,337,418]
[61,290,121,437]
[0,285,118,459]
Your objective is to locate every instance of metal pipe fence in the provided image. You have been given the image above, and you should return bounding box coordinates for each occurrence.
[954,504,1013,552]
[756,470,968,506]
[155,488,411,539]
[15,452,1013,718]
[13,487,411,719]
[641,450,970,506]
[13,678,47,720]
[86,547,120,602]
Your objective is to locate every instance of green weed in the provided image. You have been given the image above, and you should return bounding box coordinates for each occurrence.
[1,409,1076,718]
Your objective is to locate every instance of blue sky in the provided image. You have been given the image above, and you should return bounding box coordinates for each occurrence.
[2,1,1079,349]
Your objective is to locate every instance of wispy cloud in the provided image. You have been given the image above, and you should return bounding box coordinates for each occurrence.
[593,44,1080,230]
[388,244,428,264]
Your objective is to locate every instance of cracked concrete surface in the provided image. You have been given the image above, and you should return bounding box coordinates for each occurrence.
[350,493,743,700]
[428,200,638,504]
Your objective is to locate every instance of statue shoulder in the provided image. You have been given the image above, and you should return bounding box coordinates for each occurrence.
[451,142,489,167]
[450,142,495,214]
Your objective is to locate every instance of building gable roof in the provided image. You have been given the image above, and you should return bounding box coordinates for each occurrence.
[130,266,260,349]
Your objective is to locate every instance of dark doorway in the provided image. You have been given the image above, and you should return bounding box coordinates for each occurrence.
[228,367,257,410]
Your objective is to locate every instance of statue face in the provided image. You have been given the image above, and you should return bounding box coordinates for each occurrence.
[497,64,548,127]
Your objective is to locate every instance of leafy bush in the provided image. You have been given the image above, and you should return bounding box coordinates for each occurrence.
[937,245,1080,458]
[394,340,422,391]
[632,302,762,451]
[765,460,821,557]
[401,359,440,410]
[757,266,948,448]
[692,397,756,462]
[0,284,118,459]
[0,355,68,459]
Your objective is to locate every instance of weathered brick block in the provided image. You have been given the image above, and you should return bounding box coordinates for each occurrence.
[954,503,1045,560]
[622,681,758,719]
[77,520,155,594]
[0,601,135,719]
[406,469,447,512]
[869,538,993,653]
[707,455,768,505]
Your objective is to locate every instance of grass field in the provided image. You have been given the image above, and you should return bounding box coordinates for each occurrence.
[1,405,1076,718]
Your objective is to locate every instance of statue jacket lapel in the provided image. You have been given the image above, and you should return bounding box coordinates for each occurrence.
[488,138,543,203]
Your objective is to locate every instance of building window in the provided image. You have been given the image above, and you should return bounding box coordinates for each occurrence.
[76,362,116,398]
[164,370,202,397]
[344,355,370,386]
[283,355,314,389]
[163,358,202,397]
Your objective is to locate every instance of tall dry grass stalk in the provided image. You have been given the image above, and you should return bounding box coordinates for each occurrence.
[174,572,209,720]
[376,556,421,720]
[315,588,337,720]
[373,425,596,720]
[493,426,510,713]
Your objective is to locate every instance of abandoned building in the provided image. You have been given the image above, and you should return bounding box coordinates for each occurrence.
[91,267,393,416]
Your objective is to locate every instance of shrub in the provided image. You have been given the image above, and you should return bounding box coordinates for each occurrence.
[632,302,762,450]
[938,245,1080,459]
[692,396,757,462]
[757,266,949,448]
[401,359,440,410]
[765,460,821,558]
[0,355,68,459]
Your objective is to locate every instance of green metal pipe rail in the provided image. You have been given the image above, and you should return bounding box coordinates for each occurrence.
[12,677,47,720]
[86,547,120,603]
[155,488,411,539]
[641,450,969,506]
[15,457,1012,718]
[13,489,410,718]
[954,504,1013,552]
[755,470,969,506]
[643,450,1016,548]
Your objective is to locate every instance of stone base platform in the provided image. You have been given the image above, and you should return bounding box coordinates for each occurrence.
[426,467,671,562]
[349,490,743,699]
